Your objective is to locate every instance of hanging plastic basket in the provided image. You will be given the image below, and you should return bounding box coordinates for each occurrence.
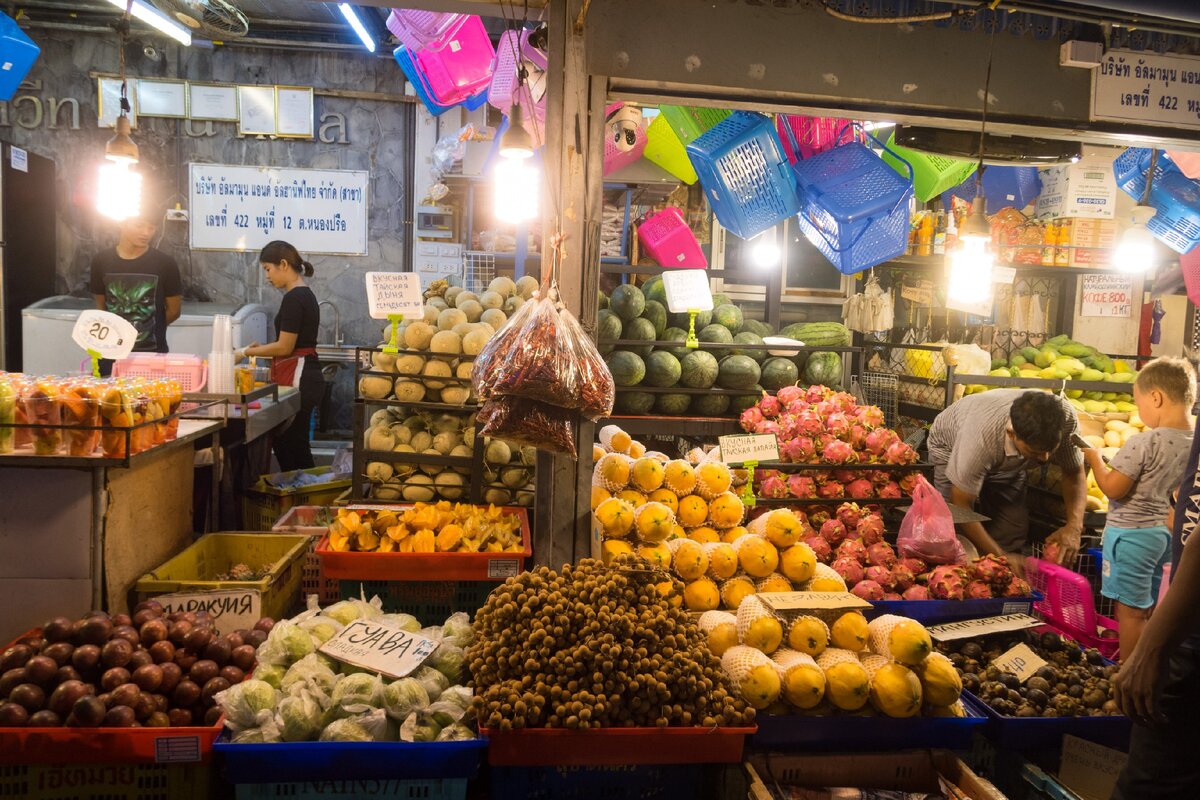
[386,9,463,53]
[686,111,803,240]
[637,207,707,269]
[603,103,646,177]
[881,132,977,202]
[789,123,915,276]
[413,15,496,107]
[1113,147,1200,254]
[658,105,732,146]
[643,114,698,184]
[394,46,486,117]
[942,165,1042,214]
[1166,149,1200,180]
[775,114,862,164]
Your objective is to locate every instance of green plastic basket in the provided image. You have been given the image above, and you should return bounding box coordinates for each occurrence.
[881,132,977,202]
[659,105,732,145]
[644,115,698,184]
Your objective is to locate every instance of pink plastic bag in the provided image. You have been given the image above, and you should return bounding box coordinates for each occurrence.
[897,475,966,566]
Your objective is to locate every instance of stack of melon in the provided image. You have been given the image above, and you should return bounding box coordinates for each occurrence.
[973,335,1138,413]
[358,275,542,405]
[598,277,851,417]
[361,407,534,507]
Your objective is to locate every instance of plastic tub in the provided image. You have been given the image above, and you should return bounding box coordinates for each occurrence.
[393,45,487,117]
[488,28,528,110]
[870,593,1040,625]
[112,354,207,392]
[385,8,462,53]
[215,738,486,783]
[1026,557,1119,659]
[882,132,977,202]
[965,690,1131,751]
[658,105,731,145]
[637,207,707,269]
[413,15,495,107]
[942,166,1043,214]
[1113,147,1200,254]
[643,114,698,184]
[480,725,753,766]
[752,706,985,752]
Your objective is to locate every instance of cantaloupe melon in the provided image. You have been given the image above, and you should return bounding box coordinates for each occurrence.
[393,379,425,403]
[480,308,507,330]
[422,359,452,389]
[463,329,491,356]
[438,308,467,331]
[394,354,425,376]
[488,276,516,297]
[479,290,504,310]
[456,300,483,323]
[405,322,436,350]
[359,375,395,400]
[430,331,462,356]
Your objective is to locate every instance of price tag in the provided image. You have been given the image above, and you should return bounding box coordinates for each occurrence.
[759,591,872,613]
[992,642,1049,684]
[927,613,1043,642]
[319,619,438,679]
[366,272,424,320]
[900,282,933,305]
[992,266,1017,284]
[72,310,137,360]
[661,269,714,313]
[718,433,780,465]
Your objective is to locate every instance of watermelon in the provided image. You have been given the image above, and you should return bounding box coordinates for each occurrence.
[670,309,712,331]
[606,350,646,387]
[803,351,842,387]
[777,321,851,347]
[712,304,744,334]
[598,291,609,310]
[717,355,761,390]
[642,275,666,306]
[761,357,800,391]
[691,393,730,416]
[644,351,683,388]
[742,318,774,337]
[615,391,655,414]
[622,317,657,358]
[654,393,692,416]
[658,327,691,359]
[597,310,623,355]
[731,387,765,414]
[641,300,669,337]
[712,293,731,309]
[731,332,766,363]
[697,324,734,357]
[610,284,646,321]
[679,350,719,389]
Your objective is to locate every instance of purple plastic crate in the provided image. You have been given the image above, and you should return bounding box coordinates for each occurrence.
[753,702,986,752]
[869,592,1040,625]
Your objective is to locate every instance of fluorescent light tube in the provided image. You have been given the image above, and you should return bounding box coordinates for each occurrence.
[106,0,193,46]
[338,4,376,53]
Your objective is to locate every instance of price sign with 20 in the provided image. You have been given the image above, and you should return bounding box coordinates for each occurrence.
[72,310,138,360]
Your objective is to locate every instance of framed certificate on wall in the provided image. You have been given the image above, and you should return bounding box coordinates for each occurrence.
[136,79,187,118]
[187,83,238,121]
[275,87,314,138]
[237,85,277,136]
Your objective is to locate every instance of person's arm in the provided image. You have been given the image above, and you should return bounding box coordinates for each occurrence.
[1115,528,1200,722]
[165,295,182,325]
[1082,449,1136,500]
[1043,465,1086,566]
[161,254,183,325]
[94,294,106,310]
[949,483,1009,557]
[243,332,298,359]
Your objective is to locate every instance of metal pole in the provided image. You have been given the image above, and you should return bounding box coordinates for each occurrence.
[91,468,108,611]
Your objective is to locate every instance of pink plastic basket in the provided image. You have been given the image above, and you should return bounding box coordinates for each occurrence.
[637,207,707,269]
[603,102,646,177]
[1166,149,1200,180]
[1182,246,1200,307]
[776,114,863,163]
[111,353,207,391]
[413,15,496,107]
[1026,557,1120,659]
[489,29,529,110]
[385,8,461,53]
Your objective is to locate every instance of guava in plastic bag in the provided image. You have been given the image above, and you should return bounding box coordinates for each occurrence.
[436,686,472,716]
[278,689,324,742]
[426,642,465,684]
[441,612,474,649]
[349,707,389,741]
[380,612,421,633]
[319,717,373,742]
[328,672,385,711]
[281,653,338,700]
[256,621,316,667]
[381,678,431,721]
[215,679,279,730]
[254,663,287,691]
[410,665,450,702]
[324,596,384,626]
[298,614,343,646]
[428,698,468,729]
[436,722,476,741]
[399,709,443,743]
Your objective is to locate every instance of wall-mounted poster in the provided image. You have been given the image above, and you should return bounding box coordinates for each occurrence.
[187,83,239,121]
[237,85,277,136]
[97,78,138,129]
[136,79,187,118]
[275,87,314,138]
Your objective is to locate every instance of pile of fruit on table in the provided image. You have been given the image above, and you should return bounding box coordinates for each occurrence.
[978,335,1138,414]
[324,502,525,554]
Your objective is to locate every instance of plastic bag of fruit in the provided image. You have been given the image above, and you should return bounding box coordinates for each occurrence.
[897,474,966,566]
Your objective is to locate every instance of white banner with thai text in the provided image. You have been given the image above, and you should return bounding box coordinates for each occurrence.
[1091,49,1200,131]
[189,163,368,255]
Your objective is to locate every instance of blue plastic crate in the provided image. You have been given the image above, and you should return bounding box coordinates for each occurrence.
[870,593,1040,625]
[393,46,486,117]
[965,689,1131,751]
[0,12,39,102]
[686,111,803,240]
[752,703,986,752]
[488,764,703,800]
[1113,148,1200,254]
[338,579,499,619]
[215,739,487,784]
[789,125,914,275]
[233,779,467,800]
[943,166,1043,214]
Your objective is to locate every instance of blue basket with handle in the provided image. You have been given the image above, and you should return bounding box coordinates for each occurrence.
[686,111,802,240]
[787,122,914,275]
[943,166,1042,214]
[393,46,486,117]
[1113,147,1200,254]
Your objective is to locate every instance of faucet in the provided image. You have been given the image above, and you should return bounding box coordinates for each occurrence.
[318,300,343,346]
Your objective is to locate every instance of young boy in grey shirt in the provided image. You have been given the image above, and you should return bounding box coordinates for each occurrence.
[1084,357,1196,662]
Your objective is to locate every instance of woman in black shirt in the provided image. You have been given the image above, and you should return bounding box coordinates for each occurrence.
[238,241,323,471]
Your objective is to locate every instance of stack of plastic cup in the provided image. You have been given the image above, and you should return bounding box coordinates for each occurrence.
[208,315,236,394]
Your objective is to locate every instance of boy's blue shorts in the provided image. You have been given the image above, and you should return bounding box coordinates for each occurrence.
[1102,525,1171,609]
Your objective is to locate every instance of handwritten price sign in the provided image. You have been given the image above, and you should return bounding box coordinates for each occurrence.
[72,310,138,360]
[1080,273,1133,318]
[318,619,438,679]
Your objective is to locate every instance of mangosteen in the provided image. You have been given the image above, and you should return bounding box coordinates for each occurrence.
[1026,689,1049,708]
[1016,705,1038,718]
[999,674,1021,690]
[1041,633,1062,652]
[961,643,983,661]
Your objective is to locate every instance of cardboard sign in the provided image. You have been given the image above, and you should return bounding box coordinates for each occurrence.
[319,619,438,679]
[153,589,261,635]
[719,434,780,465]
[992,643,1049,683]
[72,310,138,360]
[1059,735,1128,800]
[1080,273,1133,318]
[927,613,1043,642]
[900,283,933,305]
[366,272,424,320]
[759,591,872,613]
[661,269,714,313]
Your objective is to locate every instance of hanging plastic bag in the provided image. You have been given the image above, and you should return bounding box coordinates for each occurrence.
[486,293,581,409]
[556,304,615,420]
[897,475,966,566]
[477,395,577,456]
[472,292,545,401]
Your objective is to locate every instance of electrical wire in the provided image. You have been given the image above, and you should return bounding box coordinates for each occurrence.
[974,25,997,192]
[821,0,982,24]
[1141,149,1159,206]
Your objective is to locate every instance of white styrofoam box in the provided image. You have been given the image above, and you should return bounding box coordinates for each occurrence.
[1035,155,1118,220]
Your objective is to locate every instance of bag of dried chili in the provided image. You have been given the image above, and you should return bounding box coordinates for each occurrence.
[556,304,614,420]
[476,395,577,456]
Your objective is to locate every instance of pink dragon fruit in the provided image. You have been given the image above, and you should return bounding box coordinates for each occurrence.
[832,469,858,484]
[884,441,918,465]
[758,393,782,419]
[824,412,851,439]
[965,580,994,599]
[855,405,885,429]
[898,471,921,494]
[878,481,902,499]
[805,385,830,403]
[795,412,824,437]
[865,428,898,457]
[848,424,869,449]
[866,541,897,569]
[890,565,916,591]
[970,554,1015,587]
[755,420,782,437]
[865,565,896,590]
[1005,577,1032,597]
[820,519,848,547]
[803,535,833,563]
[815,400,838,418]
[817,481,846,500]
[851,580,885,601]
[759,474,789,499]
[782,437,816,463]
[822,439,857,465]
[902,585,932,601]
[807,508,831,527]
[898,557,928,576]
[831,556,866,585]
[828,391,857,411]
[787,474,817,499]
[882,592,903,601]
[870,469,892,487]
[857,514,886,545]
[786,399,809,418]
[777,385,806,406]
[835,538,868,563]
[928,565,967,600]
[836,502,863,530]
[846,478,874,500]
[739,406,764,432]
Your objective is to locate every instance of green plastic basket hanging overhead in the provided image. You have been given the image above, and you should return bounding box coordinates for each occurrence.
[659,105,732,145]
[644,114,698,184]
[881,132,977,202]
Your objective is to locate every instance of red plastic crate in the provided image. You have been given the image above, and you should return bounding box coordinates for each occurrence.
[271,505,341,604]
[480,725,754,766]
[317,505,531,581]
[0,629,224,765]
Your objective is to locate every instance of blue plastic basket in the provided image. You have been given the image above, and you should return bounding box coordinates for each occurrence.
[788,123,914,275]
[686,111,803,240]
[0,12,38,102]
[232,779,467,800]
[393,46,486,117]
[943,166,1043,214]
[1113,148,1200,254]
[965,689,1131,751]
[488,764,703,800]
[752,704,986,752]
[215,739,487,784]
[869,593,1040,625]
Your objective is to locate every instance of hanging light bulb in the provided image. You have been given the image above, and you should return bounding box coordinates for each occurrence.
[493,102,539,224]
[1114,204,1157,273]
[751,233,781,269]
[96,92,142,221]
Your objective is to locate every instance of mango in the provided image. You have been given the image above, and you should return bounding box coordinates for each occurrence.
[1084,434,1105,449]
[1083,391,1104,401]
[1104,402,1119,413]
[1104,430,1122,448]
[1053,357,1086,377]
[1020,346,1040,363]
[991,358,1008,370]
[1066,389,1083,399]
[1079,368,1105,383]
[1038,367,1070,380]
[1114,359,1134,374]
[1010,354,1027,368]
[1059,342,1094,358]
[988,368,1010,377]
[1048,334,1071,347]
[1091,354,1115,373]
[1034,349,1060,368]
[1082,400,1107,414]
[1106,372,1135,384]
[1068,398,1085,411]
[1115,401,1136,413]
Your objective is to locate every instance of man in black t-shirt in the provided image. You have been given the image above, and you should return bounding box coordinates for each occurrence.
[90,212,182,353]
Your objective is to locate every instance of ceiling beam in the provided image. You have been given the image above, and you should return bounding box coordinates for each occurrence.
[293,0,546,19]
